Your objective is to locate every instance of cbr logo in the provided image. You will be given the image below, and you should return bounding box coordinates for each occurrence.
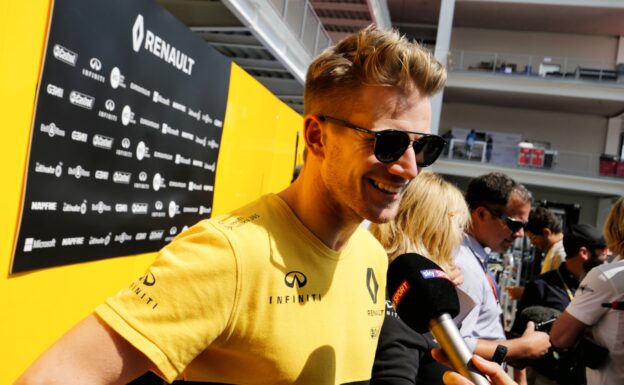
[90,57,102,71]
[284,271,307,288]
[142,272,156,286]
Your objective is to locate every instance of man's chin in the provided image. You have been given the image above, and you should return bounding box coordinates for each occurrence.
[363,207,399,224]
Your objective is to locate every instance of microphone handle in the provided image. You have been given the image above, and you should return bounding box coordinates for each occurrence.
[430,313,491,385]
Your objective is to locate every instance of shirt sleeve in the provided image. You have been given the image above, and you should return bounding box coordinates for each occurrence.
[95,221,238,382]
[566,268,611,326]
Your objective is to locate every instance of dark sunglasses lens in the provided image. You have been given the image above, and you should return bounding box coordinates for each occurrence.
[374,131,411,163]
[413,136,446,167]
[505,217,525,232]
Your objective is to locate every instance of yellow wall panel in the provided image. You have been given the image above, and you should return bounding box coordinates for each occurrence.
[0,1,303,383]
[213,64,303,215]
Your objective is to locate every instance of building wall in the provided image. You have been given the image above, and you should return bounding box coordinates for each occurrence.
[0,1,302,383]
[450,27,619,70]
[440,102,607,154]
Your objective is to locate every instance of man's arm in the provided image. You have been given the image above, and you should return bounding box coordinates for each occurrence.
[550,310,588,349]
[474,322,550,360]
[16,313,154,385]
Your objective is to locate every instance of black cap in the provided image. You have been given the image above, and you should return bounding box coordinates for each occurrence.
[563,224,607,255]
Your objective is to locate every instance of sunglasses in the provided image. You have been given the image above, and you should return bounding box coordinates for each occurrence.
[318,115,446,167]
[486,208,528,232]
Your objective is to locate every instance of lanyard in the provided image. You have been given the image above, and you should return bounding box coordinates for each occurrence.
[556,268,574,301]
[467,243,499,301]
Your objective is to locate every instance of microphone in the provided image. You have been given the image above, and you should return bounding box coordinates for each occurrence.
[601,301,624,310]
[519,306,562,332]
[387,253,490,385]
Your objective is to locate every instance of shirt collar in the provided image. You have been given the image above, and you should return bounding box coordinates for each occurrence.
[464,233,490,264]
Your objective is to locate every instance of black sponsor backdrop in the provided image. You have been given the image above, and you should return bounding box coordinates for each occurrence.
[11,0,231,273]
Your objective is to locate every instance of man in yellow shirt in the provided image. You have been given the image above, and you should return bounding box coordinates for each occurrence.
[18,25,451,384]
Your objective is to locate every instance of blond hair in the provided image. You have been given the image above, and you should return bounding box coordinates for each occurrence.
[604,196,624,257]
[304,25,446,114]
[370,172,469,271]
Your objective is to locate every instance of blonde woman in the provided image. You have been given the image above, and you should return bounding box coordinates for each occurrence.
[370,172,470,385]
[370,171,469,279]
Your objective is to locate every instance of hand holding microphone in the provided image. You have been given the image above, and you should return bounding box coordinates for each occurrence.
[387,253,491,385]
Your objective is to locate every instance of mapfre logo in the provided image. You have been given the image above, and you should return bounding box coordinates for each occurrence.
[284,271,307,288]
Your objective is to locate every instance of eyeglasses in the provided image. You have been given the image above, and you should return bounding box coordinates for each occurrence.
[500,215,529,233]
[318,115,446,167]
[486,208,528,233]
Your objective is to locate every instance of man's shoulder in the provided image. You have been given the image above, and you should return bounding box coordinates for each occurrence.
[210,194,280,232]
[532,269,560,286]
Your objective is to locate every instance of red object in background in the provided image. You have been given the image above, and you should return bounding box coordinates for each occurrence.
[599,155,618,176]
[530,148,545,167]
[616,161,624,177]
[518,147,531,166]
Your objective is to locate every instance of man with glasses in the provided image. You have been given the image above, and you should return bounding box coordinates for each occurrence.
[18,26,456,385]
[453,172,551,385]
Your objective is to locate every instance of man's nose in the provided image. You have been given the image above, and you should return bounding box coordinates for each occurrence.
[386,145,418,180]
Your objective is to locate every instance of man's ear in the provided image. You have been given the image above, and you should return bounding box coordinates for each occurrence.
[578,246,590,262]
[473,207,487,221]
[303,115,325,159]
[543,228,552,238]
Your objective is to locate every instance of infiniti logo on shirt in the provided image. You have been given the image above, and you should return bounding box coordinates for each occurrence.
[284,271,307,288]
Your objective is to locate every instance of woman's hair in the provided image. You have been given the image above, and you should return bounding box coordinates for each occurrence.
[304,25,446,115]
[604,196,624,257]
[370,172,470,270]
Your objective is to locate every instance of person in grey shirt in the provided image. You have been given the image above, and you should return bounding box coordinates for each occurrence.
[454,172,551,385]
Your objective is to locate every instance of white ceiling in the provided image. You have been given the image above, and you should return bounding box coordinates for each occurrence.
[159,0,624,116]
[389,0,624,37]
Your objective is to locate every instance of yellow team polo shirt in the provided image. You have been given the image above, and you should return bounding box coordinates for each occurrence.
[96,194,387,384]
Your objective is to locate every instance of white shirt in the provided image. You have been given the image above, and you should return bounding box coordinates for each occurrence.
[566,258,624,385]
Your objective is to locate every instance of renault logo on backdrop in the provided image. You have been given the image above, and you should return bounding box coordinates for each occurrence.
[284,271,307,288]
[132,14,144,52]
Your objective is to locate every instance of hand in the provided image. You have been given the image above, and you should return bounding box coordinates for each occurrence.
[432,349,518,385]
[447,263,464,286]
[505,286,524,300]
[520,321,551,358]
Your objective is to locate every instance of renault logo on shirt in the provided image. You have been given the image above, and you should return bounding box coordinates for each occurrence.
[284,271,307,288]
[367,268,379,304]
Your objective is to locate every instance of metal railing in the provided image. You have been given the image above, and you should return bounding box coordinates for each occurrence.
[269,0,333,57]
[445,143,624,180]
[447,50,623,84]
